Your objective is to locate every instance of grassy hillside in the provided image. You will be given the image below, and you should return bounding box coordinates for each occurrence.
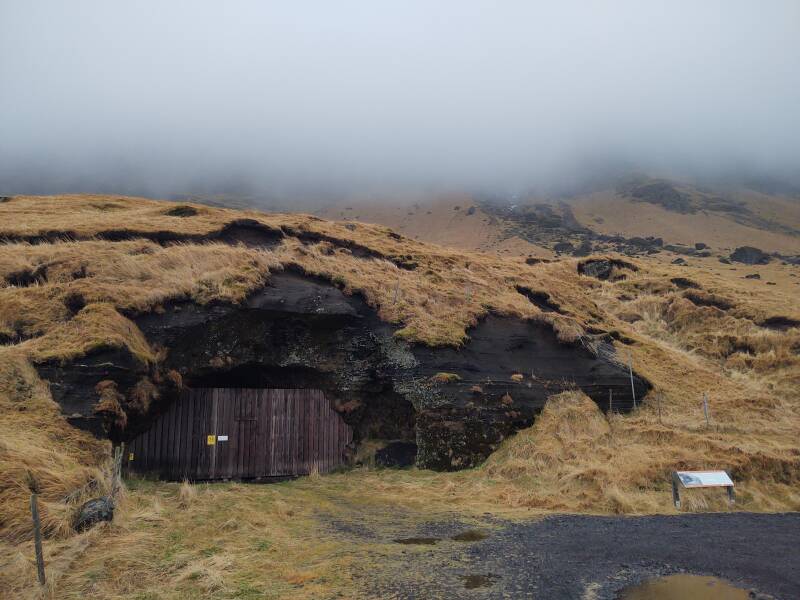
[1,194,799,598]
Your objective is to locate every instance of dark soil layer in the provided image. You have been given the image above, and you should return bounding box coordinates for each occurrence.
[37,272,648,472]
[365,513,800,599]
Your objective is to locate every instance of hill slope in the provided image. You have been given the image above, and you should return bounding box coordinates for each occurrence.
[1,194,799,598]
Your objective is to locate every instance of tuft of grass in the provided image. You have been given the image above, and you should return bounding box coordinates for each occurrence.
[430,372,462,383]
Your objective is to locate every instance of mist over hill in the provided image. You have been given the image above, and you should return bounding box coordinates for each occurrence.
[2,1,800,201]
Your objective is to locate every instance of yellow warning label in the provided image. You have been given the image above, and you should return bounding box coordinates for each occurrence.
[207,435,216,445]
[128,452,134,461]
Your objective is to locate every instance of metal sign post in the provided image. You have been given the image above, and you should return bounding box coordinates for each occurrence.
[703,392,710,427]
[672,471,734,509]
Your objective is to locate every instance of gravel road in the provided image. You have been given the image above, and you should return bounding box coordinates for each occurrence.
[360,513,800,599]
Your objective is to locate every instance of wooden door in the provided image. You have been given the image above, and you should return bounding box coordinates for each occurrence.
[126,388,353,480]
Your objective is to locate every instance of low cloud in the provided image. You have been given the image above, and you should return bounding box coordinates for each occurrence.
[2,1,799,199]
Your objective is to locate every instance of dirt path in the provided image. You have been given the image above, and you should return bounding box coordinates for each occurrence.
[349,512,800,599]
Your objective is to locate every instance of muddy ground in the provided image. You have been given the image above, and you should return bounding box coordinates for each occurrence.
[332,512,800,599]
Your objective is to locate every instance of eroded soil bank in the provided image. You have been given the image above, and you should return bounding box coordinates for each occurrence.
[37,271,649,472]
[355,512,800,599]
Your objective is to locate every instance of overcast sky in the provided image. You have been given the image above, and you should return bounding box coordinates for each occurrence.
[1,1,799,197]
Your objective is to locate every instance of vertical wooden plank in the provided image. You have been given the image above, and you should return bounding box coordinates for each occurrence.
[177,391,188,480]
[223,387,234,479]
[301,390,309,474]
[171,392,181,480]
[261,389,269,477]
[243,389,252,478]
[164,402,175,480]
[249,389,257,478]
[270,389,277,476]
[155,408,165,477]
[237,389,245,479]
[289,390,297,475]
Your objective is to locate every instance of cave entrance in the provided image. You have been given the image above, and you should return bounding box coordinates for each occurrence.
[126,388,352,481]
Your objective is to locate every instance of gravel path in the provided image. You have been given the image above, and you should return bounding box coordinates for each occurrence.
[361,513,800,599]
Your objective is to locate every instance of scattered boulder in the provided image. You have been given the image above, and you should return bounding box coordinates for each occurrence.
[553,241,574,254]
[525,257,547,265]
[671,258,687,265]
[695,242,708,250]
[577,258,637,280]
[730,246,771,265]
[664,244,696,255]
[744,273,761,280]
[375,441,417,468]
[466,206,476,216]
[571,240,593,257]
[718,257,732,264]
[74,496,114,532]
[0,196,11,203]
[628,236,663,249]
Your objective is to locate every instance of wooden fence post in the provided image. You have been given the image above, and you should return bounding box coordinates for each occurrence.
[703,392,710,427]
[657,392,663,424]
[30,492,46,586]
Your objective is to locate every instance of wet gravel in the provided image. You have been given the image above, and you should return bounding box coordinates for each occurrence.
[364,513,800,599]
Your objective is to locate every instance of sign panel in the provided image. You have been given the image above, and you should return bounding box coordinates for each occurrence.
[206,434,216,445]
[218,435,229,442]
[676,471,733,488]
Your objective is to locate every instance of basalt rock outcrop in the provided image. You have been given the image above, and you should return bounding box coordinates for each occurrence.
[730,246,771,265]
[37,272,650,472]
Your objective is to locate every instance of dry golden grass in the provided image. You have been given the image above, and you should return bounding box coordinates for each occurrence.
[1,194,799,598]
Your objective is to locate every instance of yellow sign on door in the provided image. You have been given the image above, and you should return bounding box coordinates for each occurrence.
[207,435,216,445]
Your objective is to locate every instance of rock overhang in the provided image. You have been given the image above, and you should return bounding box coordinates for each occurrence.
[35,271,651,472]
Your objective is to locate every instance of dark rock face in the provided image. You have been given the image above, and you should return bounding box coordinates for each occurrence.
[375,441,417,467]
[38,273,649,472]
[37,347,146,436]
[620,179,693,213]
[74,496,114,531]
[730,246,771,265]
[407,316,649,470]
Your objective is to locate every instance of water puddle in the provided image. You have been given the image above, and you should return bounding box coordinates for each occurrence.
[451,529,488,542]
[461,574,496,589]
[618,575,750,599]
[393,536,440,545]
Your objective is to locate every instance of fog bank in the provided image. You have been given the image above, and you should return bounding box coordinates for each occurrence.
[2,1,799,199]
